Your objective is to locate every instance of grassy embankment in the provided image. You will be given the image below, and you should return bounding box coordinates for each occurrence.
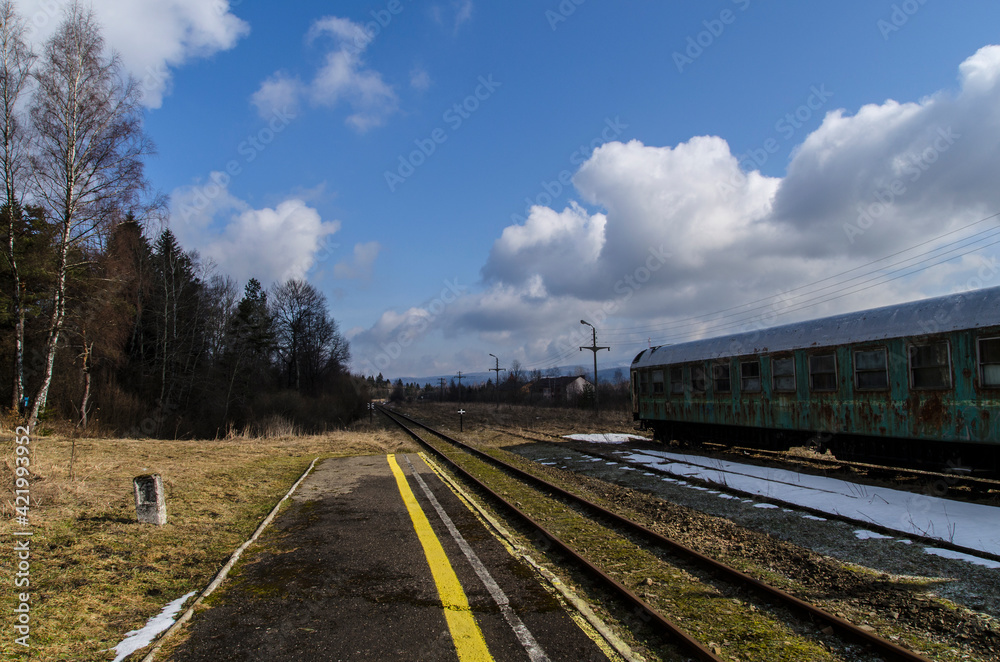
[0,401,630,660]
[0,417,415,661]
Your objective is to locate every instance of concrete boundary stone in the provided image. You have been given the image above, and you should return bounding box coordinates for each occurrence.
[137,457,320,662]
[134,474,167,526]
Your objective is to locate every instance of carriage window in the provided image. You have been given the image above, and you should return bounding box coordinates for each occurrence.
[854,348,889,390]
[808,353,838,391]
[909,341,951,389]
[669,366,684,394]
[741,361,761,392]
[713,363,731,393]
[772,356,796,392]
[979,338,1000,387]
[691,365,706,393]
[652,370,664,394]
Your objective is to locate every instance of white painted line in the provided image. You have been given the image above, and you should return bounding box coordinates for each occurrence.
[403,455,551,662]
[420,454,636,662]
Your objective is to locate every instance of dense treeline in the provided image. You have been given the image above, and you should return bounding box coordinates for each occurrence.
[0,2,366,437]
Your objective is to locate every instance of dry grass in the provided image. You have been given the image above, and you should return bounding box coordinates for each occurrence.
[0,420,416,661]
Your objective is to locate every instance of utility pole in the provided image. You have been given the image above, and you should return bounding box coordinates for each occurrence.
[438,377,446,402]
[579,320,609,416]
[455,371,464,405]
[489,354,506,411]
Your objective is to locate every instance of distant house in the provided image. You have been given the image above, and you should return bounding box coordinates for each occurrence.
[526,376,590,401]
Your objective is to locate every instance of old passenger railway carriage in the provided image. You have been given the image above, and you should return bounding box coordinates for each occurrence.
[630,287,1000,474]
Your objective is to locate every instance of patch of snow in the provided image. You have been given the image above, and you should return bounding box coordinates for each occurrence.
[803,515,827,522]
[622,448,1000,559]
[111,591,196,662]
[754,503,779,509]
[563,433,652,444]
[924,548,1000,569]
[855,530,894,541]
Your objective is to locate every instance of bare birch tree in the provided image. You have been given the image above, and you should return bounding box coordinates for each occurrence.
[0,0,34,411]
[26,2,151,428]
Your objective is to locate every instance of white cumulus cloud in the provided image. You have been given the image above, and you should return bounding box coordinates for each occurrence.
[19,0,249,108]
[250,72,305,119]
[483,202,607,298]
[352,44,1000,376]
[252,15,397,132]
[334,241,382,280]
[169,176,341,286]
[410,66,431,91]
[431,0,474,34]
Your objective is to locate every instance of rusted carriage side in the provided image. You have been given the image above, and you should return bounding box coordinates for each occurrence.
[631,288,1000,473]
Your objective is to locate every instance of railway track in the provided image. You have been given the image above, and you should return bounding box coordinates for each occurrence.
[381,406,937,662]
[487,424,1000,567]
[698,443,1000,496]
[490,425,1000,501]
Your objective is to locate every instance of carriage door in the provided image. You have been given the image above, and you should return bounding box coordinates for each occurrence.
[632,371,640,414]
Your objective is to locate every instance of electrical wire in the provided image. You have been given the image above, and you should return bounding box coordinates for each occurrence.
[521,209,1000,369]
[602,211,1000,338]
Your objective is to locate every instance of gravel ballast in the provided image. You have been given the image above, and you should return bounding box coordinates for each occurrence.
[506,439,1000,661]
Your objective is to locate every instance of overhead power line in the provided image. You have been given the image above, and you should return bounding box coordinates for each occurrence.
[522,209,1000,369]
[604,211,1000,339]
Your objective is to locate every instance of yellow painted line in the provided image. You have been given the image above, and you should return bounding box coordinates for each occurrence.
[419,452,631,662]
[388,454,494,662]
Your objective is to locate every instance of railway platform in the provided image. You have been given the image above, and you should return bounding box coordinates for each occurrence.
[167,454,615,661]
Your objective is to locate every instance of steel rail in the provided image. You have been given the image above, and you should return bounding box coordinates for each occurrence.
[377,406,724,662]
[386,407,935,662]
[700,443,1000,490]
[493,426,1000,565]
[492,425,1000,490]
[574,439,1000,566]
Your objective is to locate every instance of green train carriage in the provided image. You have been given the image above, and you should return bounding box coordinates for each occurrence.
[630,287,1000,474]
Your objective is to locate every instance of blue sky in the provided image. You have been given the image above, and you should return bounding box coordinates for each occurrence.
[20,0,1000,379]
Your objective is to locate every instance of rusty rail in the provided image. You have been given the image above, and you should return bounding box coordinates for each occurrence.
[378,406,724,662]
[383,406,935,662]
[494,425,1000,565]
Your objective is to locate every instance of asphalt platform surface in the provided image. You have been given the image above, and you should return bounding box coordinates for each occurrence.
[167,453,612,661]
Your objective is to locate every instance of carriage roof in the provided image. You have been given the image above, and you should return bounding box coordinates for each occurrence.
[632,286,1000,369]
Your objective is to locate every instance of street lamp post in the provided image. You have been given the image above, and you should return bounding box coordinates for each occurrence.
[579,320,609,416]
